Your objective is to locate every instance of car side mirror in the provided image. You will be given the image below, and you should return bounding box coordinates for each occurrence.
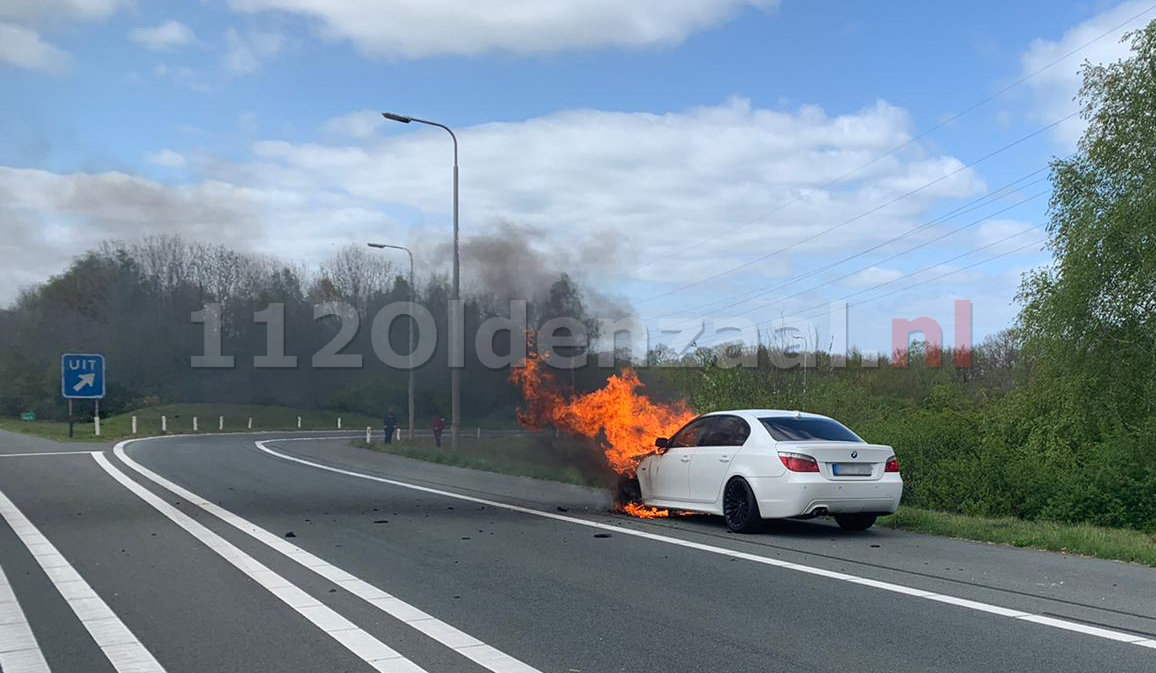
[655,437,671,449]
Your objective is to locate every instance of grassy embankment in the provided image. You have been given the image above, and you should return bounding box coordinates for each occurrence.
[354,436,1156,567]
[878,507,1156,567]
[0,404,380,442]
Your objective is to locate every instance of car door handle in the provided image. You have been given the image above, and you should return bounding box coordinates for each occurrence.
[719,456,731,463]
[680,455,691,463]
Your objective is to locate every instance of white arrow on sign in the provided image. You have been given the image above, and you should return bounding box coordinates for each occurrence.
[73,373,96,392]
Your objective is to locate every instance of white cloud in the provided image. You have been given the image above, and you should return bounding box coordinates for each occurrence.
[146,149,186,167]
[0,98,986,307]
[0,0,128,72]
[843,266,904,288]
[1021,1,1154,149]
[322,110,385,138]
[248,98,982,269]
[0,0,126,23]
[974,218,1037,251]
[152,62,210,91]
[0,164,412,303]
[226,0,777,58]
[224,27,286,74]
[130,20,196,51]
[0,22,69,70]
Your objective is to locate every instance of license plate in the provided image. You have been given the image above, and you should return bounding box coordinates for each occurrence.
[832,463,872,476]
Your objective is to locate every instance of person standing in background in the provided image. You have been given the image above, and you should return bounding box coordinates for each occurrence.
[383,410,397,445]
[431,414,445,448]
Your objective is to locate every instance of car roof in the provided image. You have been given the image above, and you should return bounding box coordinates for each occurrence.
[700,409,832,421]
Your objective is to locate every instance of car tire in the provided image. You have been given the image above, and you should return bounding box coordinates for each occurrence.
[834,513,877,531]
[722,478,762,533]
[616,475,642,506]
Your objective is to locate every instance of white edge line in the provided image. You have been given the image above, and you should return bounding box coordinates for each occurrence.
[90,452,428,673]
[0,486,166,672]
[253,436,1156,652]
[113,439,542,673]
[0,560,50,673]
[0,451,102,458]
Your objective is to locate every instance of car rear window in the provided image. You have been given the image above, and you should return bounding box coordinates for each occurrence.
[759,417,863,443]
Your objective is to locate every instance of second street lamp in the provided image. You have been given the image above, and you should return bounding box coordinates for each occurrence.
[382,111,461,449]
[368,242,415,441]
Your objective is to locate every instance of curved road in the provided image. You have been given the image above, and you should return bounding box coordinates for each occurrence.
[1,430,1155,672]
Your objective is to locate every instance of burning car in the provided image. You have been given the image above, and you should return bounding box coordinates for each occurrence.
[632,410,903,533]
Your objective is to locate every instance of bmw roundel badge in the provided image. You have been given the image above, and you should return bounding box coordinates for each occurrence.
[850,451,859,459]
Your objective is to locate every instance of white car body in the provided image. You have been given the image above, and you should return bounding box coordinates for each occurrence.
[637,409,902,520]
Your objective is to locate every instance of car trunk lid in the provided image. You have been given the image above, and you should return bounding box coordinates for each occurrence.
[779,442,893,480]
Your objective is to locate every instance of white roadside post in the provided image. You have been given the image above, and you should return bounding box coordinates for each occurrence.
[297,416,302,429]
[218,416,224,431]
[395,427,401,443]
[477,427,481,439]
[131,416,138,435]
[248,417,253,429]
[365,427,371,444]
[93,413,101,437]
[337,417,342,430]
[192,417,198,432]
[161,415,167,433]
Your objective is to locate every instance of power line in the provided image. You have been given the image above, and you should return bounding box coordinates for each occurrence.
[635,110,1075,305]
[636,1,1156,271]
[641,164,1053,323]
[705,190,1048,321]
[688,228,1045,349]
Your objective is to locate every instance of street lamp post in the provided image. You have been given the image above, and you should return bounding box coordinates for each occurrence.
[382,112,460,449]
[368,242,415,441]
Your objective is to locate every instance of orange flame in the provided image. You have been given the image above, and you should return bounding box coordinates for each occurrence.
[622,502,671,518]
[510,352,695,476]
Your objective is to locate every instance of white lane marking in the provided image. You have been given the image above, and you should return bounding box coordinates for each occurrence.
[0,559,50,673]
[255,437,1156,653]
[91,453,428,673]
[0,451,102,458]
[0,486,165,672]
[113,441,542,673]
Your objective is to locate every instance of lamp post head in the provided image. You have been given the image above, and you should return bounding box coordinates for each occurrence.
[382,112,412,124]
[367,243,386,249]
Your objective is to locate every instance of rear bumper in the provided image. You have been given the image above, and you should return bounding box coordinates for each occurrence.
[747,474,902,519]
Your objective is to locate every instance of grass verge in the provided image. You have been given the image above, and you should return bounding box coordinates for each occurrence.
[0,404,380,442]
[879,507,1156,567]
[353,434,612,488]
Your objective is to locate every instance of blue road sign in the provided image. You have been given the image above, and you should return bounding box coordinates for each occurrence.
[61,353,105,399]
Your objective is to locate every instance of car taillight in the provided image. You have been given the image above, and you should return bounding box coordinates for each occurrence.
[884,456,900,473]
[778,452,819,473]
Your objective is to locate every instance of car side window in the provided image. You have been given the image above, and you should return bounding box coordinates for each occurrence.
[669,417,711,448]
[698,415,751,447]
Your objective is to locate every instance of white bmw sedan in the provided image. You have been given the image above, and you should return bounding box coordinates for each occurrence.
[635,410,902,533]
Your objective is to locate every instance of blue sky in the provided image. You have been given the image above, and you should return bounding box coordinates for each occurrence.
[1,0,1151,355]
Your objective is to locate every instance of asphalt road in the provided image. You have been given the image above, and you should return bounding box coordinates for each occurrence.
[2,430,1155,672]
